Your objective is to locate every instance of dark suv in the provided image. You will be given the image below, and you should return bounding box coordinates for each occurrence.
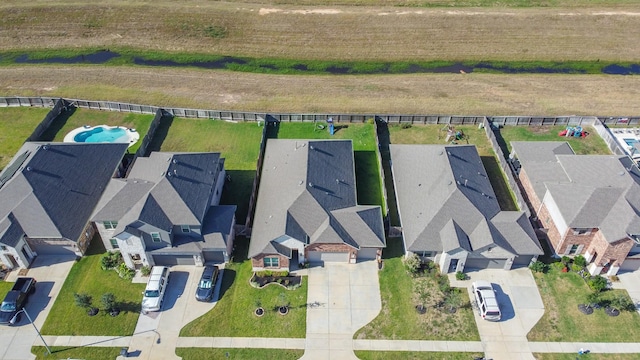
[195,266,219,302]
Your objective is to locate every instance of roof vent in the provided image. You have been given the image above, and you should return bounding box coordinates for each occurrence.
[26,167,32,172]
[299,180,304,185]
[310,145,314,150]
[167,157,171,162]
[172,159,177,164]
[308,182,313,188]
[42,145,49,150]
[167,172,172,177]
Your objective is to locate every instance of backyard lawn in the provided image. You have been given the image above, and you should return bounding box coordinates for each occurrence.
[155,118,263,224]
[180,237,307,338]
[32,346,122,360]
[39,107,154,155]
[40,238,145,336]
[273,121,384,209]
[497,125,611,156]
[387,123,517,212]
[528,267,640,342]
[0,107,49,170]
[354,238,479,341]
[355,351,484,360]
[176,348,304,360]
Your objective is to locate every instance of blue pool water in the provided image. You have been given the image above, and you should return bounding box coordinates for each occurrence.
[74,127,127,143]
[624,138,638,146]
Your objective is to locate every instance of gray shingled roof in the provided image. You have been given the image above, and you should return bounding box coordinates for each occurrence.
[0,142,127,247]
[513,141,640,243]
[391,144,542,256]
[202,205,237,249]
[93,152,223,233]
[248,139,385,258]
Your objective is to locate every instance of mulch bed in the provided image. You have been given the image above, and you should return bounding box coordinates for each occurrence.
[605,306,620,317]
[578,304,594,315]
[251,274,301,288]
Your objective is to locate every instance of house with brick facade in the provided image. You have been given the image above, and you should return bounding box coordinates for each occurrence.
[390,144,543,273]
[92,151,236,269]
[0,142,128,269]
[510,141,640,275]
[248,139,385,271]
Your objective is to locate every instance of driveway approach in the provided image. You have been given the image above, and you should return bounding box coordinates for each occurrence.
[301,261,381,360]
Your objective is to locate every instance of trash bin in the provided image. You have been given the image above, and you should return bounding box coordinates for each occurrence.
[119,347,128,357]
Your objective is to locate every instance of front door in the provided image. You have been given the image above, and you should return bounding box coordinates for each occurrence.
[448,259,459,273]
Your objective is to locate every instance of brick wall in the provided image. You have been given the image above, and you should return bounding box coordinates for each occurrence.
[558,228,596,255]
[518,168,541,213]
[305,243,356,260]
[587,232,634,267]
[538,204,563,251]
[251,253,290,270]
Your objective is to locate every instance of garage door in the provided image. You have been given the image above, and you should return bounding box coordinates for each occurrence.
[465,258,506,270]
[203,251,224,264]
[619,259,640,273]
[153,255,195,266]
[512,255,534,268]
[357,248,378,261]
[307,251,349,265]
[28,241,76,256]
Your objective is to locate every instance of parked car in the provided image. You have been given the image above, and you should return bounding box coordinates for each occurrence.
[195,265,219,302]
[0,277,36,325]
[472,280,501,321]
[141,266,170,314]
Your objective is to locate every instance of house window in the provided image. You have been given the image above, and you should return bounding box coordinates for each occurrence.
[151,232,161,242]
[263,257,279,268]
[109,238,119,249]
[181,225,190,233]
[420,251,434,258]
[103,221,118,229]
[568,244,580,255]
[573,228,591,236]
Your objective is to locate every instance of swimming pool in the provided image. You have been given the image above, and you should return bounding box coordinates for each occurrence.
[63,125,139,148]
[612,128,640,162]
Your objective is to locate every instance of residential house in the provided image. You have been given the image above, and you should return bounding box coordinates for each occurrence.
[92,151,236,268]
[390,144,543,273]
[510,141,640,275]
[249,139,385,270]
[0,142,128,269]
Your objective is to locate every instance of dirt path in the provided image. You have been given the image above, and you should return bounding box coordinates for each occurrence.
[2,66,639,116]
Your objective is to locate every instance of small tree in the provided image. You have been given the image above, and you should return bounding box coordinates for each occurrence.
[403,253,421,276]
[587,275,608,292]
[443,289,463,313]
[101,293,116,312]
[529,261,548,273]
[610,294,636,312]
[74,293,98,316]
[277,292,289,310]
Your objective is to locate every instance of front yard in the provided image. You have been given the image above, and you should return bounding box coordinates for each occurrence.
[176,348,304,360]
[354,238,479,341]
[528,266,640,342]
[0,107,50,170]
[355,351,484,360]
[40,238,145,336]
[180,237,307,338]
[32,346,121,360]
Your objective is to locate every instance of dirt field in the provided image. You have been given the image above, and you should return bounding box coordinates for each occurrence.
[1,66,639,115]
[1,1,640,61]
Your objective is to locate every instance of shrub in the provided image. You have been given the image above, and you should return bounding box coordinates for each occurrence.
[573,255,587,267]
[550,261,565,271]
[403,253,421,275]
[401,124,412,129]
[367,117,375,124]
[101,293,116,312]
[587,275,608,292]
[570,263,583,272]
[561,256,572,265]
[609,275,620,282]
[529,261,548,273]
[585,292,600,305]
[117,263,135,280]
[140,265,151,277]
[74,293,93,309]
[455,271,467,281]
[437,275,450,294]
[100,251,121,271]
[610,294,636,312]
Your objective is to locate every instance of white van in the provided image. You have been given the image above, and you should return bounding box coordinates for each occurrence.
[142,266,170,314]
[472,280,501,321]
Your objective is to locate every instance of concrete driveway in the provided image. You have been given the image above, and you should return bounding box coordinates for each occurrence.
[128,265,223,360]
[0,255,76,360]
[450,268,544,360]
[301,261,381,360]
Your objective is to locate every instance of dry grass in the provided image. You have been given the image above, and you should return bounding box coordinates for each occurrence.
[2,66,640,116]
[1,2,640,61]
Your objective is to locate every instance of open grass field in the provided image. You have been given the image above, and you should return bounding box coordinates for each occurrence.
[180,237,308,338]
[0,107,49,170]
[354,238,480,341]
[176,348,305,360]
[497,125,612,155]
[387,124,518,211]
[3,67,638,117]
[527,267,640,342]
[31,346,122,360]
[40,238,146,336]
[39,107,154,154]
[154,118,263,223]
[355,351,485,360]
[1,1,639,62]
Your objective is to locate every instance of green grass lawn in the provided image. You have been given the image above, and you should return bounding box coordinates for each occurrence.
[40,238,145,336]
[180,237,307,338]
[497,125,611,156]
[355,351,484,360]
[534,354,640,360]
[528,267,640,342]
[0,107,50,170]
[32,346,122,360]
[387,124,517,211]
[274,122,385,209]
[0,280,14,300]
[354,238,479,341]
[176,348,304,360]
[38,107,153,154]
[156,118,263,223]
